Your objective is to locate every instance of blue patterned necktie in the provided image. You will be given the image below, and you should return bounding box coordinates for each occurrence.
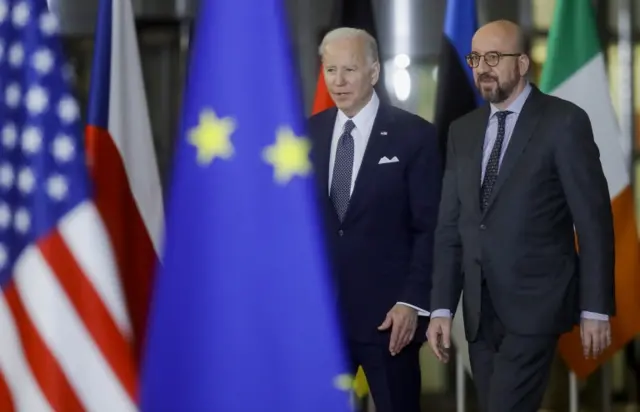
[480,110,511,212]
[330,120,355,221]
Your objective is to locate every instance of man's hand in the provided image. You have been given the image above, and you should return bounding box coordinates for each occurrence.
[581,318,611,359]
[426,317,451,363]
[377,304,418,356]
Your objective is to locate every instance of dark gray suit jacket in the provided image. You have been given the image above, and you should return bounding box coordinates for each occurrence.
[430,85,616,341]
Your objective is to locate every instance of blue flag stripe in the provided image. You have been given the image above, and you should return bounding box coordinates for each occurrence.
[443,0,479,99]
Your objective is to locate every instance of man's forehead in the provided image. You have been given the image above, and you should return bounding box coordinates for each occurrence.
[472,35,517,53]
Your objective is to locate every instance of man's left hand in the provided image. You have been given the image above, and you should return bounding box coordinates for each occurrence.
[377,304,418,356]
[581,318,611,359]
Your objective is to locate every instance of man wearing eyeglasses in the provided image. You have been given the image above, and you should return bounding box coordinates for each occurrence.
[426,20,615,412]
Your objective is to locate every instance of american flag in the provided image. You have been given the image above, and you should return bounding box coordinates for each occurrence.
[0,0,138,410]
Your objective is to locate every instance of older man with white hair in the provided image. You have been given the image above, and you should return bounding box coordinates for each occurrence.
[308,27,441,412]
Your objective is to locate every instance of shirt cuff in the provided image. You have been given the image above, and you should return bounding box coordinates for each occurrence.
[430,309,452,318]
[581,311,609,321]
[396,302,430,317]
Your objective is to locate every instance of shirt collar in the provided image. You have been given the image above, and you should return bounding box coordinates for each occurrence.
[336,91,379,133]
[490,81,532,117]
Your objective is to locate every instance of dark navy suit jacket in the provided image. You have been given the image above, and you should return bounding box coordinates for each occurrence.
[308,103,442,344]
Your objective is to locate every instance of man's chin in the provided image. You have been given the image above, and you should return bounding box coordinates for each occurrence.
[335,102,356,115]
[480,91,496,101]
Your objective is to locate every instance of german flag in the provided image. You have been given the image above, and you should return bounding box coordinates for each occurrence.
[312,0,388,114]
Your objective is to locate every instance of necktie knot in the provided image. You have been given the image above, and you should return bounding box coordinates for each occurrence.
[496,110,511,124]
[343,119,355,135]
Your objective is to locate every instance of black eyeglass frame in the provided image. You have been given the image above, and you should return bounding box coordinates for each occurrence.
[465,51,522,68]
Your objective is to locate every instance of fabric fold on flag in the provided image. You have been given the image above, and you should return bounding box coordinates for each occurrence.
[0,0,138,410]
[540,0,640,379]
[85,0,164,363]
[140,0,352,410]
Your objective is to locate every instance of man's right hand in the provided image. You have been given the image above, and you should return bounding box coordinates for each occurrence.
[426,316,452,363]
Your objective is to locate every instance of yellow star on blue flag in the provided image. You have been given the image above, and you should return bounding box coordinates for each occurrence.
[140,1,352,411]
[263,127,312,184]
[188,109,235,165]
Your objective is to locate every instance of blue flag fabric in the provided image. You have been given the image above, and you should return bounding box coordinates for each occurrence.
[434,0,481,159]
[443,0,481,103]
[139,1,352,411]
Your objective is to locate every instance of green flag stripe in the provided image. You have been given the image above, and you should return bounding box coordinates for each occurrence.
[539,0,602,93]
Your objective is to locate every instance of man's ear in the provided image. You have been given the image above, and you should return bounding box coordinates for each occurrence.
[370,61,380,86]
[518,54,530,77]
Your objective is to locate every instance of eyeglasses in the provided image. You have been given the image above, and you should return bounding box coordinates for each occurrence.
[465,51,521,68]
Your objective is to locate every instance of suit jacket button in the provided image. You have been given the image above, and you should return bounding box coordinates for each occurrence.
[338,229,344,236]
[479,224,487,230]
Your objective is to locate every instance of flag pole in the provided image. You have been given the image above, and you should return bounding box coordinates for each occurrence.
[569,371,579,412]
[456,350,466,411]
[601,362,612,412]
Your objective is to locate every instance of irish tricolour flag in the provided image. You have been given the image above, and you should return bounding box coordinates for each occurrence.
[540,0,640,378]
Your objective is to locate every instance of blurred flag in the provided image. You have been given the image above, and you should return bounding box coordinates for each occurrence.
[433,0,480,375]
[540,0,640,378]
[434,0,481,161]
[140,0,352,411]
[85,0,164,363]
[0,0,137,410]
[312,0,388,115]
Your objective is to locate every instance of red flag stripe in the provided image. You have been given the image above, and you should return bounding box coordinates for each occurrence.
[0,370,15,412]
[3,284,84,412]
[38,231,138,401]
[312,71,335,114]
[85,125,158,363]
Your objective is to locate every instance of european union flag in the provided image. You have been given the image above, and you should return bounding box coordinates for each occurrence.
[140,1,352,411]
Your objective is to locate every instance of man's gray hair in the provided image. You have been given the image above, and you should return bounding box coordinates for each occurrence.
[318,27,379,64]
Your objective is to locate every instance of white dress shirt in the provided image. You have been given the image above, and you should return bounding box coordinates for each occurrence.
[431,83,608,322]
[329,91,429,317]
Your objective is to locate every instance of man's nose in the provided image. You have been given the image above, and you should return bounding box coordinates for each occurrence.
[476,57,491,72]
[335,71,346,85]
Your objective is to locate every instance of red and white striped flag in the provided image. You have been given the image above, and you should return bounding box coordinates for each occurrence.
[0,0,139,410]
[85,0,164,364]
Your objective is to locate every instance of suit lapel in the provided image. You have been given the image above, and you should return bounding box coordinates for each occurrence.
[483,87,544,214]
[313,108,337,203]
[343,104,392,223]
[466,105,490,217]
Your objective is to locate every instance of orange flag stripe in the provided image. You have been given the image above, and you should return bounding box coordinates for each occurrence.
[558,186,640,378]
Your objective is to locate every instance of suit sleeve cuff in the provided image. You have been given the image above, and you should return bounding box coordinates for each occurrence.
[581,311,609,321]
[396,302,430,317]
[430,309,452,318]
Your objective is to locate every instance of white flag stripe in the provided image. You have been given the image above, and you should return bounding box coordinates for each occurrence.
[551,54,628,198]
[0,294,52,412]
[108,0,164,253]
[14,246,137,412]
[58,202,132,337]
[451,296,471,374]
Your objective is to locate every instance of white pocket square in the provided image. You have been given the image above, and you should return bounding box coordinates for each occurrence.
[378,156,399,164]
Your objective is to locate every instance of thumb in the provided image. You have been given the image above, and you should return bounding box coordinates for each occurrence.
[442,323,451,349]
[378,314,393,330]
